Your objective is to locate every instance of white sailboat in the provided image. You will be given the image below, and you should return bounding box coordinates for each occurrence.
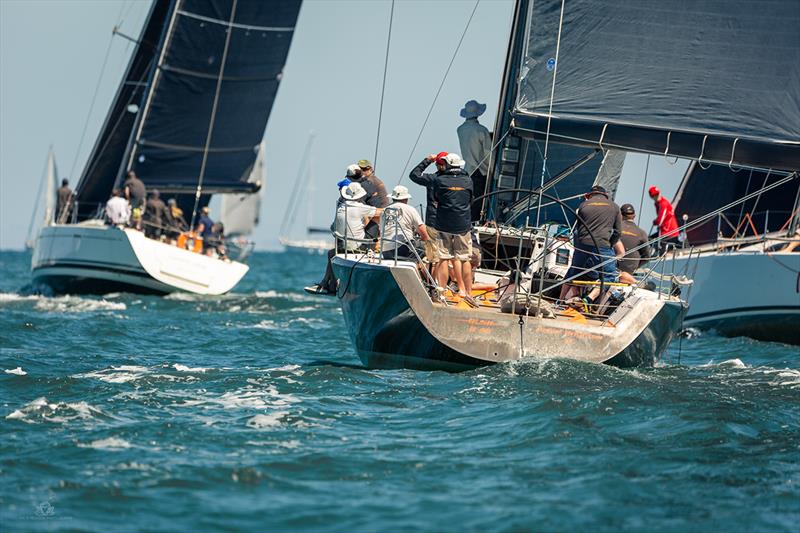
[278,133,331,253]
[25,148,59,250]
[31,0,303,295]
[668,163,800,345]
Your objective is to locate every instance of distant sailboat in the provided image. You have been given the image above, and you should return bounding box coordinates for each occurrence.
[31,0,303,295]
[279,133,330,253]
[25,148,59,250]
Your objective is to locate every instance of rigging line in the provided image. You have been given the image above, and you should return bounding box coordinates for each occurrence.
[545,171,800,295]
[535,0,567,230]
[190,0,238,230]
[373,0,395,169]
[25,149,52,244]
[637,154,651,226]
[280,135,315,239]
[398,0,480,184]
[68,5,125,181]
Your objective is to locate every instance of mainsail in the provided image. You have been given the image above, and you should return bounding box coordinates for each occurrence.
[220,141,265,237]
[75,0,302,212]
[488,0,799,225]
[510,0,800,171]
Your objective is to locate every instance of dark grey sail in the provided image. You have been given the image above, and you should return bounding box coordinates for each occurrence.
[75,0,172,213]
[76,0,302,216]
[128,0,302,195]
[672,162,800,245]
[511,0,800,171]
[488,0,799,225]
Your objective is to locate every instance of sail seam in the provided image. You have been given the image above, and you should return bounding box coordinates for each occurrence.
[160,64,277,82]
[176,9,293,32]
[138,140,256,153]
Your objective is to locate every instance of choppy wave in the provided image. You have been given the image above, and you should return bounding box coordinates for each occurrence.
[78,437,133,451]
[4,367,27,375]
[6,397,108,424]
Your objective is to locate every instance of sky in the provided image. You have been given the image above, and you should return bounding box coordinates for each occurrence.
[0,0,687,250]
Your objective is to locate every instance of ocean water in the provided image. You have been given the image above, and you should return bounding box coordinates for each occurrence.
[0,249,798,532]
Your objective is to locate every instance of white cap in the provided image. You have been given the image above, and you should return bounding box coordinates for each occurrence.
[444,153,465,168]
[390,185,412,201]
[340,182,367,200]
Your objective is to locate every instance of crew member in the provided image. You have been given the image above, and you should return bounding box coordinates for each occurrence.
[143,190,170,239]
[414,152,474,300]
[352,160,388,240]
[617,203,651,284]
[649,185,679,250]
[105,188,130,226]
[56,178,73,223]
[380,185,429,260]
[457,100,492,222]
[123,170,147,210]
[409,151,449,274]
[561,185,623,307]
[195,206,215,255]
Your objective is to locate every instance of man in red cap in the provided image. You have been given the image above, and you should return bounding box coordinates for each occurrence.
[648,185,680,249]
[409,152,450,271]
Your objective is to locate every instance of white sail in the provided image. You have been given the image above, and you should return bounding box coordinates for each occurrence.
[25,148,59,249]
[43,149,58,225]
[592,149,626,200]
[220,141,266,237]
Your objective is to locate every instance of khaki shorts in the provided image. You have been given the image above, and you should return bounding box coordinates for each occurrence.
[424,226,440,263]
[436,231,472,261]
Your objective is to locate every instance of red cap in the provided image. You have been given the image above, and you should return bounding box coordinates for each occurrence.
[434,151,449,165]
[648,185,660,197]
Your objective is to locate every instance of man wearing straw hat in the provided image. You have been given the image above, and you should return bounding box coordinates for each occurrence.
[380,185,429,260]
[457,99,492,221]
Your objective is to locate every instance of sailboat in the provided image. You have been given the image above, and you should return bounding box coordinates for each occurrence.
[669,163,800,345]
[278,133,330,253]
[219,140,266,261]
[328,0,798,371]
[31,0,303,295]
[25,148,59,250]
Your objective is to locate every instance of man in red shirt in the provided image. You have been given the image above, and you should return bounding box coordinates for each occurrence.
[648,186,680,250]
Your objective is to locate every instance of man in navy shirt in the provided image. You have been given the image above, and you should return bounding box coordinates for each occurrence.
[195,206,215,255]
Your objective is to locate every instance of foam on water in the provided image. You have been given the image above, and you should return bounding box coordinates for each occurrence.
[246,412,289,429]
[79,437,133,451]
[4,367,27,375]
[6,397,107,424]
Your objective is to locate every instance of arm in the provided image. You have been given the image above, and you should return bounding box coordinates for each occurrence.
[409,157,435,186]
[417,224,429,241]
[613,240,625,258]
[373,178,390,208]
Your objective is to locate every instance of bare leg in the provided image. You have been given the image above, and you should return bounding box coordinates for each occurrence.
[453,260,466,296]
[462,261,472,295]
[618,271,636,285]
[436,261,449,289]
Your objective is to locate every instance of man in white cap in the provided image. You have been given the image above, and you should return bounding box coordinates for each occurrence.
[308,180,384,296]
[457,99,492,221]
[380,185,429,259]
[334,182,383,251]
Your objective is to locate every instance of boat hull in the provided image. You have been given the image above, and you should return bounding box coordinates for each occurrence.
[671,250,800,345]
[332,256,685,372]
[31,224,249,296]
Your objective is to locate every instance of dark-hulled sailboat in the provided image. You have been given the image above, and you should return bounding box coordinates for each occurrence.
[32,0,302,295]
[330,0,799,370]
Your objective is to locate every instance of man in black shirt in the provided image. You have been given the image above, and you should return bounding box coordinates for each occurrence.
[617,203,651,284]
[411,152,474,298]
[409,151,449,270]
[143,190,171,239]
[123,171,147,210]
[561,185,623,303]
[56,178,73,223]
